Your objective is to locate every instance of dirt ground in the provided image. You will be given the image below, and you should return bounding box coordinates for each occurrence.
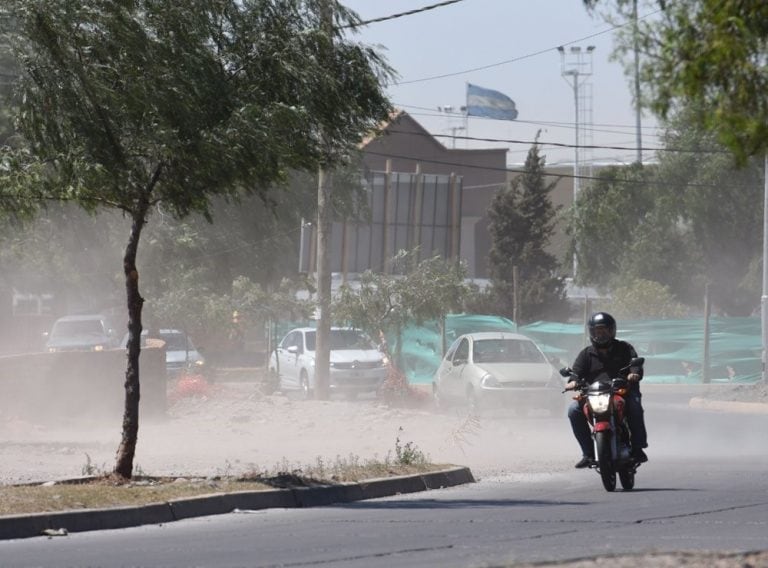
[0,378,578,484]
[2,377,767,567]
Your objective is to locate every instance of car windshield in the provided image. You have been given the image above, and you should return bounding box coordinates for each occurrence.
[472,338,546,364]
[305,330,376,351]
[161,333,194,351]
[52,320,105,337]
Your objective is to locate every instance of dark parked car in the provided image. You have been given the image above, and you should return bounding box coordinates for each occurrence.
[45,314,120,353]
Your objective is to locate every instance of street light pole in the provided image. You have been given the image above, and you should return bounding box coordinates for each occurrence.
[437,105,467,149]
[558,44,595,278]
[632,0,643,164]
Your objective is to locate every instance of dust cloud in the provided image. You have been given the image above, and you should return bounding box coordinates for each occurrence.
[2,380,764,485]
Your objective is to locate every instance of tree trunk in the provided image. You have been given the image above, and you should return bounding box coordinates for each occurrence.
[114,208,147,479]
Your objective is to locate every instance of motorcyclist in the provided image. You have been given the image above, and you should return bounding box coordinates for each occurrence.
[566,312,648,468]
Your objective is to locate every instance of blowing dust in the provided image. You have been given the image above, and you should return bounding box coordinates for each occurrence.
[2,377,764,485]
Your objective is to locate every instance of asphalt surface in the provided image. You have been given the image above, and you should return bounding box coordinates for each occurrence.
[1,393,764,543]
[0,467,474,540]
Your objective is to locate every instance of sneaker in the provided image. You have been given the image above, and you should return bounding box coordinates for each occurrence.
[574,456,595,469]
[632,448,648,463]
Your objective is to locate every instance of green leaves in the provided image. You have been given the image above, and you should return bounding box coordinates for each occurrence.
[569,107,763,316]
[487,143,568,322]
[332,251,469,350]
[3,0,393,222]
[602,0,768,164]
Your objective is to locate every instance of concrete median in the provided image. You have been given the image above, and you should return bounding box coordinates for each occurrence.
[0,466,474,540]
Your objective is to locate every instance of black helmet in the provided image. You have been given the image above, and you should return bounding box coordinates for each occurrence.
[588,312,616,348]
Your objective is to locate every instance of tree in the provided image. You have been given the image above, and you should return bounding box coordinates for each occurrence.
[600,279,689,319]
[333,251,469,401]
[584,1,768,164]
[487,143,568,323]
[568,161,699,302]
[2,0,392,479]
[568,108,763,315]
[0,21,17,145]
[654,107,763,314]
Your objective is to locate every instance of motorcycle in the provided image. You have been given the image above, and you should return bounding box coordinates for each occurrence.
[560,357,645,492]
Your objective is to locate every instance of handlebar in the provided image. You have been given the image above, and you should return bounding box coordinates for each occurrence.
[559,357,645,393]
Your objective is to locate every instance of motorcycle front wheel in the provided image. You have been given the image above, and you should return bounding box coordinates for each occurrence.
[619,467,635,491]
[595,431,616,492]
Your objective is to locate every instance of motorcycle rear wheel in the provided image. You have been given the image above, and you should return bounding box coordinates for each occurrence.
[619,468,635,491]
[595,431,616,492]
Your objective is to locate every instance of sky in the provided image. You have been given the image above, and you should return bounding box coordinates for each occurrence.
[341,0,662,167]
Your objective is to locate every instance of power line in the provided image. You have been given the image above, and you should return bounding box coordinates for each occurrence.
[394,8,661,85]
[340,0,467,30]
[385,128,727,155]
[363,149,752,190]
[399,104,663,134]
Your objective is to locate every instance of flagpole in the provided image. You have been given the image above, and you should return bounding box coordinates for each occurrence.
[464,82,469,147]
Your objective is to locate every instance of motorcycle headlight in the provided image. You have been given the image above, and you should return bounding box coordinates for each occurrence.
[194,360,205,368]
[588,393,610,413]
[481,374,501,388]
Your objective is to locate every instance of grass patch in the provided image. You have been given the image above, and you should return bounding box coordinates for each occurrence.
[1,440,450,516]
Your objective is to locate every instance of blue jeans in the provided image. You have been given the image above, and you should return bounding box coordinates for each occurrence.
[568,390,648,457]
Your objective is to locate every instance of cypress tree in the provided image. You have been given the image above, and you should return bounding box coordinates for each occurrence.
[487,142,569,322]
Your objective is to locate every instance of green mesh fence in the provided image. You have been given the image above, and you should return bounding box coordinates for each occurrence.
[398,315,763,386]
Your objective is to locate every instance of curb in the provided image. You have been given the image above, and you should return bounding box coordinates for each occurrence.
[689,397,768,414]
[0,466,475,541]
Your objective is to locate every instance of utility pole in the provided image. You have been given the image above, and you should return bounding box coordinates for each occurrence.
[632,0,643,164]
[314,0,333,400]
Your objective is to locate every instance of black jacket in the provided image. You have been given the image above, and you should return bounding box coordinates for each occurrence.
[572,339,642,390]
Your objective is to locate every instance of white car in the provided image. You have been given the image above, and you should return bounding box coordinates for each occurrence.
[268,327,387,398]
[432,332,564,415]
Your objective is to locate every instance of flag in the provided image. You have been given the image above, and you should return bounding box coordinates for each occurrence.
[466,83,518,121]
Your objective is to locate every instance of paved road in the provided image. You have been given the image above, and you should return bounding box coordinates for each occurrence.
[1,407,766,568]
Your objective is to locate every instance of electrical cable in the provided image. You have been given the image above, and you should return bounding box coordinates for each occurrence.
[362,149,756,190]
[339,0,467,30]
[383,127,727,155]
[394,8,661,85]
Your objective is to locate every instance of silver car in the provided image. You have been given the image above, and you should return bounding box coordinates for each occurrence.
[432,332,564,415]
[121,329,206,378]
[45,314,120,352]
[268,327,387,398]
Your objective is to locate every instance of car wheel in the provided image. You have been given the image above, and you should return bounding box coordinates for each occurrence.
[300,370,313,400]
